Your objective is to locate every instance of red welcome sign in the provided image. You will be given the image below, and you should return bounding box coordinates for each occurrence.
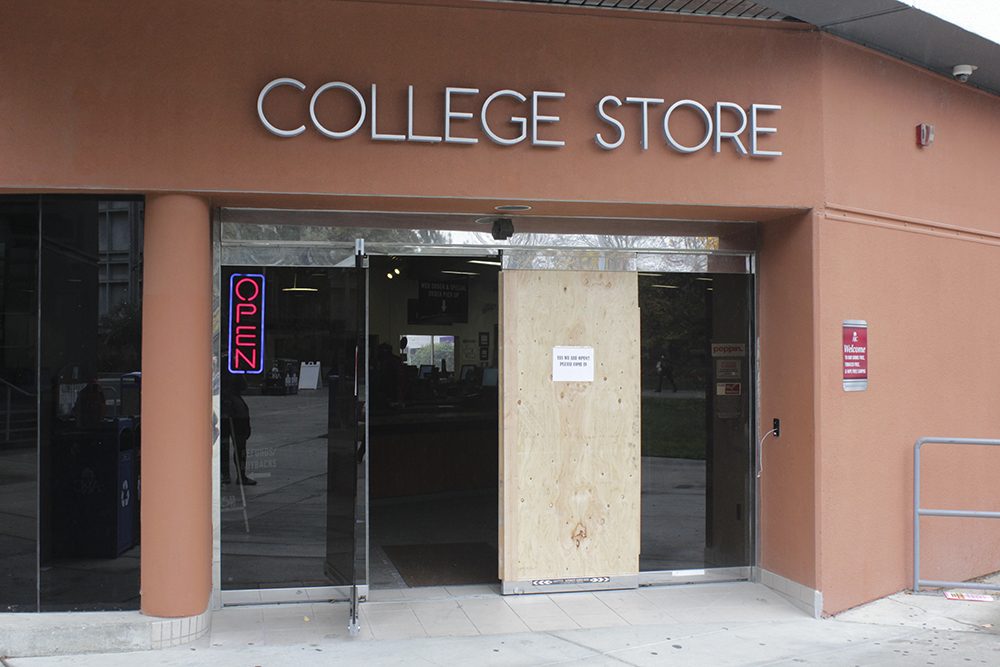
[842,320,868,391]
[228,274,266,374]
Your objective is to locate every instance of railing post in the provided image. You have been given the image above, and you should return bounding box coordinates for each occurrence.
[913,438,921,592]
[913,437,1000,594]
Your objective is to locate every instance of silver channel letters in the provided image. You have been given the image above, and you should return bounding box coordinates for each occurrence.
[258,78,566,147]
[257,78,781,157]
[596,95,781,157]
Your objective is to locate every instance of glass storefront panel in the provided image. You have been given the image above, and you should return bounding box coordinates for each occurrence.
[639,272,753,571]
[38,198,143,611]
[0,199,40,612]
[220,266,362,590]
[0,197,143,612]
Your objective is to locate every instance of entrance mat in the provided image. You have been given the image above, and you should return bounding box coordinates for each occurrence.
[381,542,498,587]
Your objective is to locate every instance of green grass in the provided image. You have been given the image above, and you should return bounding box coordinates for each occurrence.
[641,396,706,460]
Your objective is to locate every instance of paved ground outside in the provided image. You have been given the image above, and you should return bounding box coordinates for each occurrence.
[6,581,1000,666]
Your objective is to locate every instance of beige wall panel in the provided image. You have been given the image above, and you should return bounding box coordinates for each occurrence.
[501,270,640,582]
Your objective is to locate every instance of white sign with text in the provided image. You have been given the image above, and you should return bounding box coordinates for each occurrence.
[552,346,595,382]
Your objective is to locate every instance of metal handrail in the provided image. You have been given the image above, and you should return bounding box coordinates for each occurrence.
[0,376,35,443]
[913,437,1000,592]
[0,375,34,398]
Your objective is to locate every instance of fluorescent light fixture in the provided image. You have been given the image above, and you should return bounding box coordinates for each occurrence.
[468,260,502,267]
[441,270,479,276]
[639,272,660,277]
[696,277,713,282]
[651,284,679,289]
[495,204,532,212]
[282,274,318,292]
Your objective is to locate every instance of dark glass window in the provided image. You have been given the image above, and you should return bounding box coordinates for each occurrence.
[639,272,753,572]
[0,197,143,612]
[0,199,40,612]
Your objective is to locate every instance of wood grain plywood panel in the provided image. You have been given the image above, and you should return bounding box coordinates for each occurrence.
[501,270,640,582]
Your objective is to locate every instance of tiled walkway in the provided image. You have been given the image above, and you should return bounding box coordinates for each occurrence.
[208,582,806,645]
[11,581,1000,665]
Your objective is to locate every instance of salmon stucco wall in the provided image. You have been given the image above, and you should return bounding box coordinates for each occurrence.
[758,212,819,591]
[815,213,1000,614]
[815,36,1000,614]
[0,0,823,210]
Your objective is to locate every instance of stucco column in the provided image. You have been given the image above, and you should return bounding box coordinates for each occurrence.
[140,194,212,617]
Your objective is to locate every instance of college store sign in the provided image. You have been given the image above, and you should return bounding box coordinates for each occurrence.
[257,78,782,157]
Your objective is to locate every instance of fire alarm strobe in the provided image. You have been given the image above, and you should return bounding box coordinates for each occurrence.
[916,123,935,148]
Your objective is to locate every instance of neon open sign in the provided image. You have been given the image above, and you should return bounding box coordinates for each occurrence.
[228,274,265,374]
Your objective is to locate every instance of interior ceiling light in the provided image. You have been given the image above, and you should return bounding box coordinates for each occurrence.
[441,270,479,276]
[282,274,318,292]
[638,272,660,277]
[696,277,713,281]
[386,272,394,280]
[494,204,532,212]
[651,284,679,289]
[468,259,502,267]
[474,216,495,225]
[393,268,401,275]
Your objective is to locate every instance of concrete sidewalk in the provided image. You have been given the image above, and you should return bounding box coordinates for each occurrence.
[6,582,1000,666]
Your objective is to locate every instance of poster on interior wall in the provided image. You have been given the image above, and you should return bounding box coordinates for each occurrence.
[410,277,469,324]
[842,320,868,392]
[552,346,595,382]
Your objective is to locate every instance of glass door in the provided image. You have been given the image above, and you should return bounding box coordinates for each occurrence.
[220,254,367,608]
[637,271,754,581]
[323,244,367,633]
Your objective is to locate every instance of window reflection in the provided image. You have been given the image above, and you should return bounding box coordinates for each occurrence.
[0,199,40,611]
[0,198,145,612]
[639,273,752,572]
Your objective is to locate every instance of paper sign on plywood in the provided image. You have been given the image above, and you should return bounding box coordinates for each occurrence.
[552,346,595,382]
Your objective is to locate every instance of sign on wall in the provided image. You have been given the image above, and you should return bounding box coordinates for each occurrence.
[228,273,266,374]
[414,278,469,324]
[842,320,868,392]
[552,346,595,382]
[256,78,783,157]
[711,343,746,357]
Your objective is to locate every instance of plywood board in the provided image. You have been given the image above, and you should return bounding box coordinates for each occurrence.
[500,270,640,582]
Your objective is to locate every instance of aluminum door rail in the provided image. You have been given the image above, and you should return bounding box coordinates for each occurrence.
[913,437,1000,592]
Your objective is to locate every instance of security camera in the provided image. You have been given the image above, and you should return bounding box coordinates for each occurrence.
[952,64,977,82]
[491,217,515,241]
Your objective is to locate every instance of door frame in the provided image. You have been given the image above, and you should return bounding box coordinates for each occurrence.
[210,209,758,608]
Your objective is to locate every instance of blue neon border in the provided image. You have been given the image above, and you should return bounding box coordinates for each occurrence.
[227,273,266,374]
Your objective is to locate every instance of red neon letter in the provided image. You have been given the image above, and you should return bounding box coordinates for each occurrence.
[234,348,257,370]
[235,302,257,322]
[234,277,260,302]
[234,325,257,347]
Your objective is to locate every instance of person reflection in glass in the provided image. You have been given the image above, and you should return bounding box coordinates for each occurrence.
[372,342,401,411]
[221,371,255,486]
[655,353,677,393]
[73,377,107,429]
